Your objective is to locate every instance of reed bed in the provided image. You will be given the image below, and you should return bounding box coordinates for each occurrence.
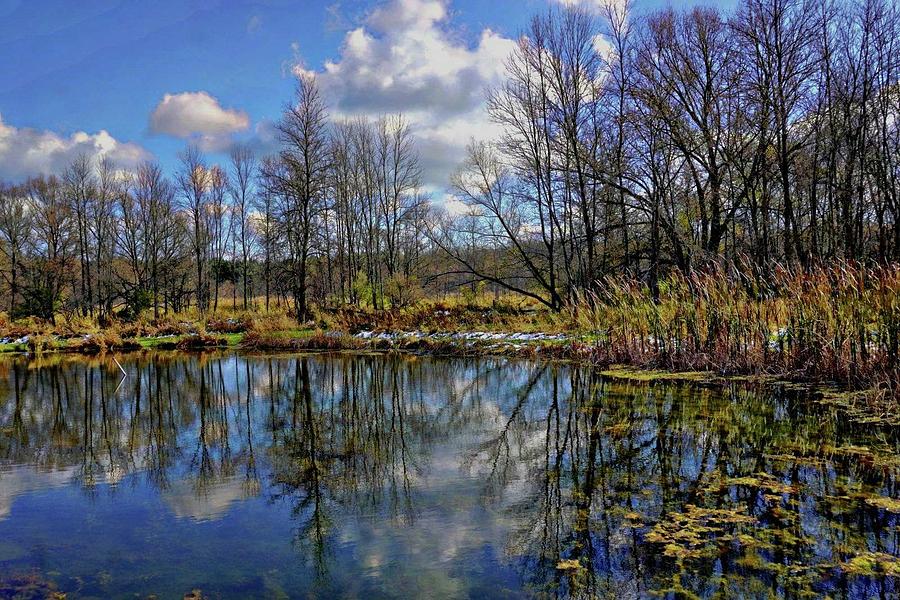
[574,262,900,393]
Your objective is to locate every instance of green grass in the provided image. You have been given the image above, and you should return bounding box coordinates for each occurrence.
[598,366,715,383]
[136,335,182,349]
[221,332,245,346]
[136,332,246,349]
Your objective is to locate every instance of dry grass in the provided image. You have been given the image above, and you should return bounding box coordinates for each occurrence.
[25,334,59,354]
[318,297,563,334]
[240,329,365,351]
[68,332,140,353]
[175,331,227,350]
[0,263,896,403]
[574,261,900,393]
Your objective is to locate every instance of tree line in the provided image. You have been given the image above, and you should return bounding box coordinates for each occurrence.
[2,0,900,321]
[437,0,900,308]
[0,75,428,322]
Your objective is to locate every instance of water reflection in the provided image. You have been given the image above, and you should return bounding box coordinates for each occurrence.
[0,352,897,598]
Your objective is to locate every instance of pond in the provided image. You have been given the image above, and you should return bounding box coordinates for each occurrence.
[0,352,897,599]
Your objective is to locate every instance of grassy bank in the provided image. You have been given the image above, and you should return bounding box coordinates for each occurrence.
[0,262,896,412]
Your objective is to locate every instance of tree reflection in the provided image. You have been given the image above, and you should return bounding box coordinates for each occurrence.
[268,356,437,573]
[472,368,900,599]
[0,353,896,597]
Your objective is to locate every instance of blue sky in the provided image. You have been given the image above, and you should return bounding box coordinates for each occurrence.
[0,0,736,188]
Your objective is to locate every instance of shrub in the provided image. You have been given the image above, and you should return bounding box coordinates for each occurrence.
[206,315,249,333]
[26,334,58,354]
[176,332,225,350]
[69,332,139,353]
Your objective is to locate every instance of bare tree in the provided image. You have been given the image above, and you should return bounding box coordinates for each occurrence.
[0,184,31,314]
[63,154,96,316]
[229,144,257,309]
[270,74,331,321]
[177,145,211,313]
[208,165,230,311]
[437,141,563,309]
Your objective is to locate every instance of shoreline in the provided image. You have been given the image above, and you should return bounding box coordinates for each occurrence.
[0,328,891,427]
[0,326,873,386]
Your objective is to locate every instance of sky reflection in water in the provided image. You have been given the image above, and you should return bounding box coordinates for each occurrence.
[0,352,897,599]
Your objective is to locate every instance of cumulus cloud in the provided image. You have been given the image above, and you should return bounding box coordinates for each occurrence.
[163,477,251,522]
[295,0,516,190]
[149,91,250,151]
[0,113,151,181]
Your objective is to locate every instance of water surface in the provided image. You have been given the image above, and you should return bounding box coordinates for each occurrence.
[0,352,897,598]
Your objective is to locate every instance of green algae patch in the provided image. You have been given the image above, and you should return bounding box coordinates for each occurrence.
[598,366,715,383]
[644,504,756,560]
[817,388,900,426]
[724,473,797,495]
[555,558,581,571]
[864,496,900,513]
[842,552,900,577]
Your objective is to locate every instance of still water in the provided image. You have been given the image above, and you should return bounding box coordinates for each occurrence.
[0,352,897,599]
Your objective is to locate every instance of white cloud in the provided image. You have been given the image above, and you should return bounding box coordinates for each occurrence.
[295,0,516,189]
[149,91,250,142]
[0,113,151,181]
[593,33,613,59]
[163,477,252,522]
[0,466,79,521]
[439,193,474,217]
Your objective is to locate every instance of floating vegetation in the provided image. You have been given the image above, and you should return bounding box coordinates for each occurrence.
[724,473,797,495]
[644,504,756,561]
[0,574,66,600]
[842,553,900,577]
[864,496,900,513]
[555,559,582,571]
[817,388,900,426]
[597,366,715,383]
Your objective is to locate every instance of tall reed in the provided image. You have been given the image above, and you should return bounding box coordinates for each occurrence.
[575,262,900,392]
